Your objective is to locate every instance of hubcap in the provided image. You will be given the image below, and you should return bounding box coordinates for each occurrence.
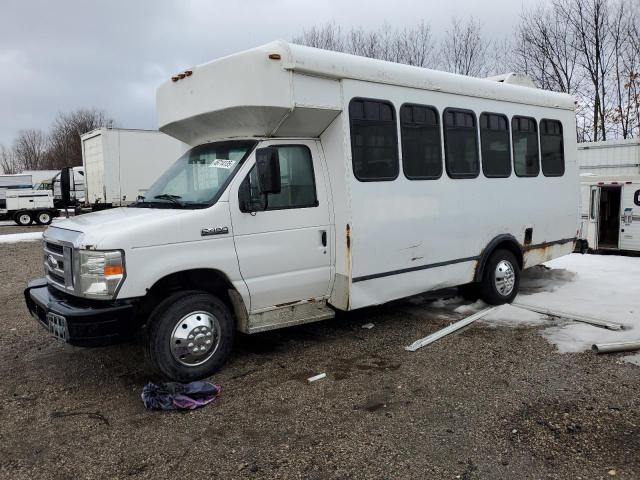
[170,311,220,366]
[39,213,50,223]
[19,214,30,225]
[494,260,516,296]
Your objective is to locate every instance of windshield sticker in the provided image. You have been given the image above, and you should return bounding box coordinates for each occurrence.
[210,159,236,169]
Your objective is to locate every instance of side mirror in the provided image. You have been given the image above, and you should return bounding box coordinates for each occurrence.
[255,147,281,195]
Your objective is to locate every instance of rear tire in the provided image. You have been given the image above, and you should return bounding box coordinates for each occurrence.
[14,211,33,226]
[145,290,235,381]
[479,249,520,305]
[35,211,53,225]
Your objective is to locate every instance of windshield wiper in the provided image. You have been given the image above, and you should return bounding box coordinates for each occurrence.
[153,194,185,207]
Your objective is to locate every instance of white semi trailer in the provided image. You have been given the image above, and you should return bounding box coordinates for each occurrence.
[26,41,579,380]
[81,128,187,209]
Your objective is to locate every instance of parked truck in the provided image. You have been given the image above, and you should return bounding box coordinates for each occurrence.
[25,41,579,380]
[81,128,187,209]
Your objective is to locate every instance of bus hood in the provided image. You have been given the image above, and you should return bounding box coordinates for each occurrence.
[47,207,198,249]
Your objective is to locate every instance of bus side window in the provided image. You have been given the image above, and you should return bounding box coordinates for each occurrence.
[349,98,399,181]
[480,112,511,178]
[400,103,442,180]
[443,108,479,179]
[540,119,564,177]
[590,189,597,219]
[512,116,539,177]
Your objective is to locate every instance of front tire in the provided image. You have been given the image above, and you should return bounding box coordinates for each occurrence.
[479,249,520,305]
[14,211,33,226]
[145,290,235,381]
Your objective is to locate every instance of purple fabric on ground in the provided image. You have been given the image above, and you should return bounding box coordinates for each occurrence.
[142,381,221,410]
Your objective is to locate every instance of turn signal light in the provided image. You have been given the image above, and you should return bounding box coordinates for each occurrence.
[104,265,124,277]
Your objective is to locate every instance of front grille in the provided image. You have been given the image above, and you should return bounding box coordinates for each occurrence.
[44,239,73,292]
[45,242,64,255]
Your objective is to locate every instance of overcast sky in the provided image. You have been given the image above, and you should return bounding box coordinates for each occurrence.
[0,0,543,147]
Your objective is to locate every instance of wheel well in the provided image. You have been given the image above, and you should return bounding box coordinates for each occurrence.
[474,236,523,282]
[141,269,241,322]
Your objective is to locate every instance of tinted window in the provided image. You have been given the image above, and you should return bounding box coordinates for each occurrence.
[400,104,442,179]
[480,113,511,178]
[512,116,539,177]
[240,145,318,211]
[540,119,564,176]
[349,98,399,181]
[443,108,479,178]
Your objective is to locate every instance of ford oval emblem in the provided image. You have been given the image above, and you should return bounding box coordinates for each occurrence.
[47,255,58,269]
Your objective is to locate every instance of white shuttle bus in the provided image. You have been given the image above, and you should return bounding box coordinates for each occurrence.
[25,42,579,380]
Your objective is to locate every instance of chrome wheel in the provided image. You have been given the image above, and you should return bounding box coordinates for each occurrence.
[38,212,51,224]
[494,260,515,296]
[170,311,221,367]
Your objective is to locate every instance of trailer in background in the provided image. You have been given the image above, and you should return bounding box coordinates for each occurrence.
[81,128,187,209]
[0,174,32,209]
[1,174,58,225]
[578,138,640,176]
[577,139,640,253]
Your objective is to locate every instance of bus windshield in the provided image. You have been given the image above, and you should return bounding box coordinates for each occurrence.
[133,140,257,209]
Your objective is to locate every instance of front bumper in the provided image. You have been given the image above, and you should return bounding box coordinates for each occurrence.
[24,278,139,347]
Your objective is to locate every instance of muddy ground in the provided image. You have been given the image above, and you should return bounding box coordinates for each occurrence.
[0,240,638,479]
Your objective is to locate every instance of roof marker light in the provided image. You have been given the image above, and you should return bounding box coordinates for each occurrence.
[185,70,193,76]
[269,53,281,60]
[171,76,179,82]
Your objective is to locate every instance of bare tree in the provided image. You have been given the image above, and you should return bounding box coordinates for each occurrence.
[440,17,490,76]
[47,108,114,169]
[12,129,48,171]
[294,21,437,68]
[513,4,581,94]
[0,144,17,174]
[557,0,617,141]
[292,22,345,52]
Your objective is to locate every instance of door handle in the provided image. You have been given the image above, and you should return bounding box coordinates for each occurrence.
[321,230,327,247]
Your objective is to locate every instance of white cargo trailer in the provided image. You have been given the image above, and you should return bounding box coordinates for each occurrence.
[27,41,579,381]
[576,140,640,253]
[81,128,187,208]
[578,138,640,176]
[580,175,640,252]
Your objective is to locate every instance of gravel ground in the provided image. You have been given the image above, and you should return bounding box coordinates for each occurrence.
[0,223,47,235]
[1,240,639,479]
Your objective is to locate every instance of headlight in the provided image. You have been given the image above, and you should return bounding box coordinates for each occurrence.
[75,250,125,299]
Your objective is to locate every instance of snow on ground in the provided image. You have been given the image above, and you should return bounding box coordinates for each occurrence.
[0,231,43,243]
[426,253,640,364]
